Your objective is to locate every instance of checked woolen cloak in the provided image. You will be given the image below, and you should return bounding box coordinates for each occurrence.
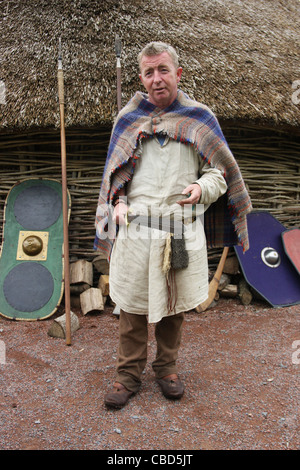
[94,90,252,260]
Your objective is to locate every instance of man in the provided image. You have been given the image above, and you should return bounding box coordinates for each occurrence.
[94,42,252,408]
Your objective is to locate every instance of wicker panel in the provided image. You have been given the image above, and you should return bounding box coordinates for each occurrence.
[0,125,299,268]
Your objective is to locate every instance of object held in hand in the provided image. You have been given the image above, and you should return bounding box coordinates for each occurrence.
[126,213,185,237]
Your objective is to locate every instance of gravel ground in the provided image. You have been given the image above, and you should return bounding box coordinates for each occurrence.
[0,297,299,451]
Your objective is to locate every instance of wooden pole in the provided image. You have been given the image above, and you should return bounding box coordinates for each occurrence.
[195,246,229,312]
[57,38,71,345]
[115,35,122,112]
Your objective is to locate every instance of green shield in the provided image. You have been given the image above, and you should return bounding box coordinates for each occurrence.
[0,179,71,320]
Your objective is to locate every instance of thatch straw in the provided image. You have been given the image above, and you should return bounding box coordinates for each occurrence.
[0,0,299,130]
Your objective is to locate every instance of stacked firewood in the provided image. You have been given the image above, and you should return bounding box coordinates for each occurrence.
[209,251,253,306]
[48,255,112,339]
[69,255,111,315]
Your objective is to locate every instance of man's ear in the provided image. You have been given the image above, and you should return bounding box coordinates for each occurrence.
[177,67,183,83]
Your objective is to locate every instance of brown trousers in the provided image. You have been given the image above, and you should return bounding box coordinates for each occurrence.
[115,310,185,393]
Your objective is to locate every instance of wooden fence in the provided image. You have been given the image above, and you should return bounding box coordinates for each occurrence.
[0,124,299,268]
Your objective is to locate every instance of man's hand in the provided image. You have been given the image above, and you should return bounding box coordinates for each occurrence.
[176,183,202,206]
[113,202,128,225]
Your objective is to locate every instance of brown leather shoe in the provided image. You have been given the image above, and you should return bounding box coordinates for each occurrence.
[104,382,134,409]
[156,374,184,399]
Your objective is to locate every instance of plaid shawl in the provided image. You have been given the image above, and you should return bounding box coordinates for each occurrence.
[94,90,252,259]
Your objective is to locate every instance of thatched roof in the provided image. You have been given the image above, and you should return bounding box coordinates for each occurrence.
[1,0,299,131]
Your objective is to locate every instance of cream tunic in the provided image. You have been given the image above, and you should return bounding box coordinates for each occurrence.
[109,136,227,323]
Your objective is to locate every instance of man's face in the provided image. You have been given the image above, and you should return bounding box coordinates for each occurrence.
[139,51,182,109]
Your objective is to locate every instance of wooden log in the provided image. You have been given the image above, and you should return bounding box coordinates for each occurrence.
[70,294,81,309]
[238,279,253,305]
[70,283,90,294]
[92,254,109,275]
[223,255,240,275]
[70,259,93,286]
[218,273,231,291]
[80,288,104,315]
[219,284,238,298]
[98,274,109,296]
[48,311,80,339]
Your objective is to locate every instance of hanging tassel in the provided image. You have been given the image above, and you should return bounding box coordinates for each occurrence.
[163,233,177,313]
[163,232,189,314]
[162,232,172,275]
[166,268,177,314]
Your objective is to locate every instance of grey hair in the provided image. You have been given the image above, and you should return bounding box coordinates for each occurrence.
[138,42,179,70]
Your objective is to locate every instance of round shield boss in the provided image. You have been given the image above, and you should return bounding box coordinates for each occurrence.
[22,235,43,256]
[3,263,54,312]
[14,184,62,230]
[261,247,281,268]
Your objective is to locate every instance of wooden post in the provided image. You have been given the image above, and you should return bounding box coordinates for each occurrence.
[196,247,229,312]
[58,38,71,346]
[115,35,122,112]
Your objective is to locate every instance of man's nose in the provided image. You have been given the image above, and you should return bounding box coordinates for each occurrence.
[153,70,161,83]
